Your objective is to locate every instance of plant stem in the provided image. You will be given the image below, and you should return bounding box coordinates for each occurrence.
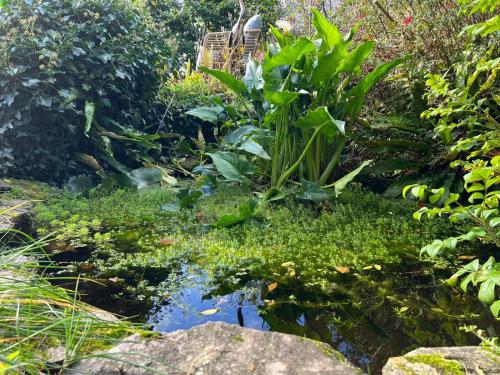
[276,126,323,187]
[318,135,346,186]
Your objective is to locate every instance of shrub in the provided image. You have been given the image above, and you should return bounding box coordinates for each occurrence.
[0,0,171,182]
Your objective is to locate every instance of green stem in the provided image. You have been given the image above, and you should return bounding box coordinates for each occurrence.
[318,135,346,186]
[276,126,323,187]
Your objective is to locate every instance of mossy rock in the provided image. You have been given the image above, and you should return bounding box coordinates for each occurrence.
[383,346,499,375]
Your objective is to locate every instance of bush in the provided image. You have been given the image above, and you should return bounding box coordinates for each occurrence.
[0,0,171,182]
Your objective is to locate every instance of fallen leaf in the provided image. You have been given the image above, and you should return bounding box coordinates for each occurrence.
[268,282,278,292]
[335,266,350,274]
[200,308,220,316]
[458,255,476,260]
[159,238,177,246]
[374,264,382,271]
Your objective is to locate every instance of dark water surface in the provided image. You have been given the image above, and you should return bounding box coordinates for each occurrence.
[144,265,496,374]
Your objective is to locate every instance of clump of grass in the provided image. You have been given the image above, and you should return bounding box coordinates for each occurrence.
[0,213,142,373]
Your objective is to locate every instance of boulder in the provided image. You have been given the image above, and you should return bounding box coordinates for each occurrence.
[0,199,34,233]
[0,179,11,192]
[383,346,500,375]
[68,321,362,375]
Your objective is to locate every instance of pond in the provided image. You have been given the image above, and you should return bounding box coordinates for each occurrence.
[140,264,496,374]
[40,189,498,374]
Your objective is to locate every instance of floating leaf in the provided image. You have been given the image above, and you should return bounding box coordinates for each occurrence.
[200,308,220,316]
[458,255,476,260]
[335,266,350,274]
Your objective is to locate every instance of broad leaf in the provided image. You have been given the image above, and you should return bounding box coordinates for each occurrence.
[186,105,224,124]
[266,37,316,71]
[199,67,247,96]
[129,167,162,189]
[296,180,330,203]
[239,139,271,160]
[265,90,303,106]
[294,107,345,141]
[213,198,260,227]
[243,59,264,90]
[336,41,374,75]
[206,151,255,183]
[311,45,346,85]
[328,160,373,197]
[312,8,343,50]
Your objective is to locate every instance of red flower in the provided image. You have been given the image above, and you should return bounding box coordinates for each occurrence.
[403,16,413,26]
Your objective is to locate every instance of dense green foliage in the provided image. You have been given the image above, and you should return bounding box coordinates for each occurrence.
[405,0,499,317]
[191,9,403,191]
[0,0,170,182]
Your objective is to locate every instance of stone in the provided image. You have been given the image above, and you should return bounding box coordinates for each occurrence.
[67,321,362,375]
[0,199,34,233]
[383,346,500,375]
[0,179,11,192]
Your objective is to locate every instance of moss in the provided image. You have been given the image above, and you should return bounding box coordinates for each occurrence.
[139,330,162,339]
[406,354,465,375]
[232,334,244,342]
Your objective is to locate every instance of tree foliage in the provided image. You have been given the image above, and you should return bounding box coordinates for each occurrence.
[0,0,171,182]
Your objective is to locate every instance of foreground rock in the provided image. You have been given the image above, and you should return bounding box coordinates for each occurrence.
[0,199,34,232]
[68,322,361,375]
[383,346,500,375]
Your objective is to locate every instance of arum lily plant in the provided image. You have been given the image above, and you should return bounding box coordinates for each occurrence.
[191,8,405,188]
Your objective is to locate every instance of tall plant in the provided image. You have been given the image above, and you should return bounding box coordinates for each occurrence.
[196,9,404,188]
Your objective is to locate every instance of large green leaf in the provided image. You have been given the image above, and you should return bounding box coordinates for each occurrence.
[296,180,330,203]
[294,107,345,141]
[311,45,346,85]
[129,167,163,189]
[312,8,343,50]
[269,25,286,47]
[336,41,374,75]
[243,59,264,91]
[213,198,260,228]
[265,37,316,71]
[327,160,373,197]
[186,105,224,124]
[206,151,256,183]
[345,57,407,117]
[265,90,304,106]
[366,159,421,175]
[239,139,271,160]
[199,67,247,96]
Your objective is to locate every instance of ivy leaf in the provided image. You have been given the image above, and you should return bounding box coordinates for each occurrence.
[38,96,52,108]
